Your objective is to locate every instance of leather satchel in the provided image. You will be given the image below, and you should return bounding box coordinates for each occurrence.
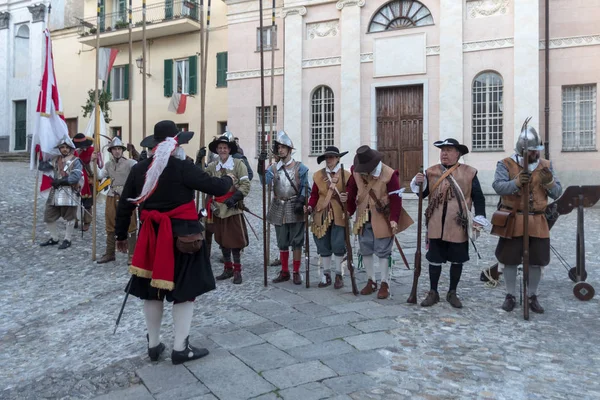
[490,209,515,239]
[175,232,204,254]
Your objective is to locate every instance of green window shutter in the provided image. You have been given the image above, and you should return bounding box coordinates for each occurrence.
[99,0,105,32]
[165,0,174,19]
[118,0,126,21]
[106,71,112,100]
[164,59,173,97]
[216,52,227,88]
[188,55,197,95]
[124,64,130,100]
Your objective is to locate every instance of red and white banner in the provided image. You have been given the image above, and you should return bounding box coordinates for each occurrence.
[168,93,187,114]
[98,47,119,82]
[30,29,73,173]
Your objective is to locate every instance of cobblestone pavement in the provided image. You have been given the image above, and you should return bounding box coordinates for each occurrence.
[1,161,600,400]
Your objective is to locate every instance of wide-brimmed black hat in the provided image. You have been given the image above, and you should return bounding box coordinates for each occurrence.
[433,138,469,155]
[140,120,194,149]
[317,146,349,164]
[353,145,383,173]
[73,133,93,148]
[208,134,238,155]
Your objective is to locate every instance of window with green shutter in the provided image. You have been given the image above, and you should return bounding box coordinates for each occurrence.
[164,59,173,97]
[99,0,105,32]
[165,0,174,19]
[188,55,197,95]
[216,52,227,88]
[107,65,129,101]
[118,0,126,22]
[123,64,130,100]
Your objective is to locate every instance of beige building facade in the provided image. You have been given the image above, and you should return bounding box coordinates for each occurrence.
[224,0,600,193]
[52,0,229,154]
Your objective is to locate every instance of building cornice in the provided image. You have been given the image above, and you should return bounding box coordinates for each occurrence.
[227,67,284,81]
[335,0,365,10]
[540,34,600,50]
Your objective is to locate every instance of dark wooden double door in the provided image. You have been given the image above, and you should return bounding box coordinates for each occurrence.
[376,85,423,188]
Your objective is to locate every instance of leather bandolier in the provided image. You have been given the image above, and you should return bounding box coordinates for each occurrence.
[425,164,476,243]
[311,168,350,238]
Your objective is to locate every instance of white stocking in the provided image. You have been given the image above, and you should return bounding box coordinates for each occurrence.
[143,300,163,348]
[173,301,194,351]
[47,221,58,240]
[379,257,390,283]
[363,255,374,281]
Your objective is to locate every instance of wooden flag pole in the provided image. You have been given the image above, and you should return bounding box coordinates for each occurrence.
[142,0,147,139]
[92,0,102,261]
[128,0,133,145]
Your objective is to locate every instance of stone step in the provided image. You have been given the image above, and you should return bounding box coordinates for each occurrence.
[0,152,29,162]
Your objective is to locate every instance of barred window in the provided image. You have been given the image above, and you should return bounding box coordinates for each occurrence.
[368,0,433,33]
[562,84,597,152]
[310,86,334,155]
[256,106,277,156]
[472,71,503,151]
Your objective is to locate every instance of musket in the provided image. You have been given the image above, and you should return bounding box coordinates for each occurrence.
[366,190,410,269]
[341,165,359,295]
[113,276,133,334]
[242,206,264,221]
[407,166,424,304]
[242,212,259,241]
[521,117,531,321]
[305,192,310,288]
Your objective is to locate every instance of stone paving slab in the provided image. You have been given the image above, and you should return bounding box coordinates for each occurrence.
[299,324,362,344]
[277,381,335,400]
[245,321,284,336]
[208,329,265,350]
[286,340,357,361]
[260,329,313,350]
[186,349,275,400]
[323,373,380,395]
[231,343,298,372]
[261,360,338,390]
[329,300,383,314]
[293,301,337,317]
[243,300,297,319]
[269,313,329,333]
[355,305,409,319]
[319,311,367,326]
[263,288,310,306]
[322,350,390,376]
[224,310,269,327]
[153,382,211,400]
[136,363,198,394]
[350,317,403,333]
[92,385,154,400]
[343,332,399,351]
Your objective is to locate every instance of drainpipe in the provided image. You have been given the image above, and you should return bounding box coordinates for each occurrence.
[544,0,550,160]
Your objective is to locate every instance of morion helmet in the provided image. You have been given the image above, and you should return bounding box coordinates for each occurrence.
[273,130,294,149]
[515,117,544,155]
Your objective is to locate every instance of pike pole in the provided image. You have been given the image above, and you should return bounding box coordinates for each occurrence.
[259,0,268,286]
[91,0,102,261]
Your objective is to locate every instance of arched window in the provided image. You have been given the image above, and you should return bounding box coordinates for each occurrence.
[368,0,433,33]
[472,71,504,151]
[311,86,335,155]
[14,25,30,78]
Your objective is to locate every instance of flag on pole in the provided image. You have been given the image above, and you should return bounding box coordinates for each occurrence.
[30,29,73,171]
[98,47,120,82]
[168,93,187,114]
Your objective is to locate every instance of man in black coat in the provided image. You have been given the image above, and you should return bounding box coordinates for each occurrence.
[115,121,234,364]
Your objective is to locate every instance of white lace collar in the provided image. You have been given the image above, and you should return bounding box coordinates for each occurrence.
[326,164,341,174]
[511,153,539,173]
[370,161,383,177]
[276,158,294,170]
[216,156,234,171]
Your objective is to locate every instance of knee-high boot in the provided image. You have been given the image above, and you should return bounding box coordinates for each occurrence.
[97,232,116,264]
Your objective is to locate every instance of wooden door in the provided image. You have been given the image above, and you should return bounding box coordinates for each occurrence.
[14,101,27,151]
[376,85,423,188]
[65,118,78,138]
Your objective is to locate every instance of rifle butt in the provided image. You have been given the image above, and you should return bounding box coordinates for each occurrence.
[407,251,421,304]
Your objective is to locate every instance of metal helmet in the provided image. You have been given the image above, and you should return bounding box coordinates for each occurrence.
[107,136,127,151]
[55,136,75,149]
[515,117,544,155]
[274,130,294,149]
[222,131,234,141]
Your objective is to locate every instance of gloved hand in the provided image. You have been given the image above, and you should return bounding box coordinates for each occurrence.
[139,150,148,161]
[224,190,244,209]
[38,161,53,172]
[52,177,70,188]
[196,147,207,165]
[539,167,554,186]
[515,172,530,188]
[257,151,268,176]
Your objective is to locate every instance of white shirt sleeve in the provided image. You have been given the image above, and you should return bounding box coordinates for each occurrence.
[410,173,428,193]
